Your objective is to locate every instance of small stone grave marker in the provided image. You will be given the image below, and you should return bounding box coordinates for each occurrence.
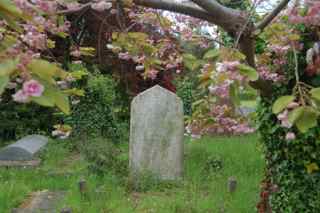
[228,176,237,193]
[129,85,184,184]
[0,135,48,167]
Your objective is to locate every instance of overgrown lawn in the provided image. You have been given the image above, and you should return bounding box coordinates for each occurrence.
[0,135,264,212]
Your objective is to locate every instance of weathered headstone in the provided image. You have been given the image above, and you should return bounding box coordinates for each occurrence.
[129,85,184,183]
[0,135,48,166]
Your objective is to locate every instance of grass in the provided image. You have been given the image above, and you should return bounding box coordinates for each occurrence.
[0,134,264,212]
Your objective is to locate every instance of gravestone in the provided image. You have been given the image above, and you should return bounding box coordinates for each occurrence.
[129,85,184,183]
[0,135,48,164]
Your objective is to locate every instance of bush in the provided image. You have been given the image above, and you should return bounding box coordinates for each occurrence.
[176,79,194,116]
[257,97,320,212]
[82,138,128,177]
[0,100,57,141]
[64,74,128,143]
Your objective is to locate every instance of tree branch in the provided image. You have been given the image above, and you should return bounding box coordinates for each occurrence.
[57,3,91,15]
[133,0,216,23]
[256,0,291,31]
[191,0,239,17]
[190,0,248,33]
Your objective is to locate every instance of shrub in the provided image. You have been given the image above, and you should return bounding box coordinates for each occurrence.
[82,138,128,177]
[64,74,128,143]
[257,97,320,212]
[0,100,57,141]
[176,80,194,116]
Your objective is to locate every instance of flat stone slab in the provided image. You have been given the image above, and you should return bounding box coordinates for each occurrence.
[0,159,40,167]
[0,135,48,161]
[13,190,65,213]
[129,85,184,183]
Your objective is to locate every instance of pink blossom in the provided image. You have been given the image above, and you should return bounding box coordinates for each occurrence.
[277,110,288,120]
[66,2,80,10]
[147,69,159,80]
[258,66,284,82]
[286,132,296,141]
[38,1,57,14]
[277,110,292,128]
[91,1,113,12]
[216,62,227,73]
[281,119,292,128]
[12,90,29,103]
[118,52,131,60]
[22,79,44,97]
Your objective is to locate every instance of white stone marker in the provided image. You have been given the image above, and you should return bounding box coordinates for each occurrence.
[129,85,184,183]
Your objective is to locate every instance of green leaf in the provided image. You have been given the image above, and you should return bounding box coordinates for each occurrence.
[63,88,85,96]
[35,82,70,114]
[272,95,295,114]
[237,64,259,81]
[288,107,304,124]
[0,0,23,18]
[183,54,201,71]
[54,91,70,115]
[31,95,55,107]
[71,70,87,79]
[0,58,18,76]
[310,87,320,101]
[28,59,68,84]
[295,107,318,133]
[0,75,9,95]
[229,83,240,106]
[203,49,219,60]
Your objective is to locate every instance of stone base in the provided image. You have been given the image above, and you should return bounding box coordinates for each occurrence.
[0,159,41,167]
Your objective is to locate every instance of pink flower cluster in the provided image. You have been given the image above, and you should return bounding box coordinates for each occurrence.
[91,1,113,12]
[258,66,284,82]
[12,80,44,103]
[209,105,254,135]
[186,105,254,136]
[289,2,320,26]
[269,45,290,55]
[208,61,244,98]
[146,68,159,80]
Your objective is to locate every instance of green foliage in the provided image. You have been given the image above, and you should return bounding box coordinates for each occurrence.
[257,93,320,212]
[64,74,128,143]
[203,49,220,60]
[272,95,295,114]
[236,64,259,81]
[0,101,57,141]
[176,80,194,116]
[82,138,128,177]
[182,53,203,71]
